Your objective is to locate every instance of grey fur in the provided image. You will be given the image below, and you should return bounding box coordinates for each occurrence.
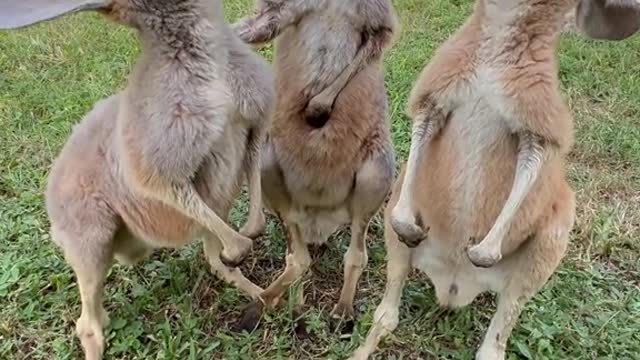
[1,0,275,358]
[576,0,640,40]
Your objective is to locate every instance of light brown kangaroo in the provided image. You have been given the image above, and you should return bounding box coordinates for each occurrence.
[351,0,640,359]
[232,0,398,331]
[348,0,588,359]
[1,1,273,359]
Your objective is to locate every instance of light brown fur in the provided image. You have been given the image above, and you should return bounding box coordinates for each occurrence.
[233,0,397,330]
[350,1,579,359]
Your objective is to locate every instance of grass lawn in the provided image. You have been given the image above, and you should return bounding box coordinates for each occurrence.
[1,0,639,359]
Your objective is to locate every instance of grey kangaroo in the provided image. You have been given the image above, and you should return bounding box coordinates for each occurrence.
[576,0,640,40]
[1,1,274,359]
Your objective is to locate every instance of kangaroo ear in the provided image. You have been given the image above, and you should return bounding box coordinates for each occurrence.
[0,0,110,30]
[576,0,640,40]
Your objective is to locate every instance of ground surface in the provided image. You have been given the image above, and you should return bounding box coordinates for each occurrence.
[1,0,639,359]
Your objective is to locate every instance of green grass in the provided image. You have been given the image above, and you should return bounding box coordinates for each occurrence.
[1,0,639,359]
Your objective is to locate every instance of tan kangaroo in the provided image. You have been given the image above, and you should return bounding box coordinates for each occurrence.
[348,0,589,358]
[1,1,274,359]
[232,0,398,330]
[351,0,640,359]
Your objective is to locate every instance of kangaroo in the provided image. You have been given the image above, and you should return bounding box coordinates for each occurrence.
[349,0,585,359]
[231,0,397,330]
[576,0,640,40]
[352,0,640,359]
[1,1,273,359]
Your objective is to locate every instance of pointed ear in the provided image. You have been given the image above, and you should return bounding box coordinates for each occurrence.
[576,0,640,40]
[0,0,110,30]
